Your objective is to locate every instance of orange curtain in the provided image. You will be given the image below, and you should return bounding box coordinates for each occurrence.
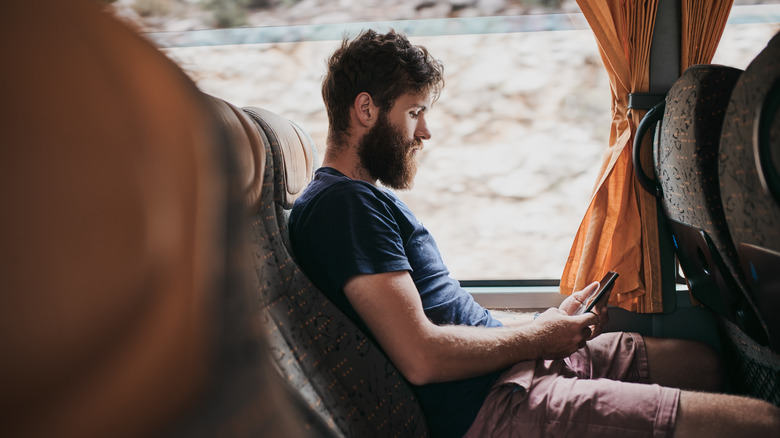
[681,0,733,69]
[562,0,733,312]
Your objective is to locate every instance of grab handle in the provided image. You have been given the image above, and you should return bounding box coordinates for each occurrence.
[633,101,665,198]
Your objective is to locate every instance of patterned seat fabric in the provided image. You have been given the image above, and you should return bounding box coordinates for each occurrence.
[655,57,780,405]
[719,31,780,352]
[716,31,780,405]
[655,64,766,334]
[241,106,429,437]
[173,96,323,438]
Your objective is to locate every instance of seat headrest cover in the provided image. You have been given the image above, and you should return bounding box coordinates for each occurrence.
[0,1,222,436]
[719,29,780,251]
[206,96,266,213]
[243,107,317,209]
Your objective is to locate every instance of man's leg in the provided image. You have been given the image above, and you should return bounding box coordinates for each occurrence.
[643,337,780,436]
[467,333,779,437]
[674,391,780,437]
[643,337,723,391]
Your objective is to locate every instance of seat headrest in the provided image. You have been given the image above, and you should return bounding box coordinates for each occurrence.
[657,63,742,223]
[243,107,318,209]
[1,1,223,436]
[207,96,267,213]
[719,28,780,251]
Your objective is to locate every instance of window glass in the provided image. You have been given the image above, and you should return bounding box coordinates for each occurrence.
[401,30,608,280]
[161,26,609,280]
[111,0,780,280]
[107,0,584,31]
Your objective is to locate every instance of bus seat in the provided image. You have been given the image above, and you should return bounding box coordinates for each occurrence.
[719,31,780,353]
[1,1,312,436]
[207,96,268,214]
[201,95,335,438]
[717,32,780,406]
[240,105,429,437]
[654,65,768,339]
[653,60,780,406]
[243,106,317,249]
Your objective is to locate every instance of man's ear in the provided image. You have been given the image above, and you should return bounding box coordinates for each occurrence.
[353,92,377,127]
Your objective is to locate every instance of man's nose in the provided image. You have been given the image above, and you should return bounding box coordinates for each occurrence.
[415,117,431,141]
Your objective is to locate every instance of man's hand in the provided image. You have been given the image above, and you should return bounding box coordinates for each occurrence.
[558,281,598,315]
[558,281,610,338]
[531,308,598,359]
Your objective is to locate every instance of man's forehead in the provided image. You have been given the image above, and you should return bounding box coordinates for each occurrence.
[396,91,434,109]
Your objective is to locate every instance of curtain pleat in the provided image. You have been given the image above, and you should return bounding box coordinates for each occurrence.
[562,0,733,312]
[681,0,734,68]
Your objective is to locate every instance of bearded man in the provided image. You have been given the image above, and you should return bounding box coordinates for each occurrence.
[288,29,780,438]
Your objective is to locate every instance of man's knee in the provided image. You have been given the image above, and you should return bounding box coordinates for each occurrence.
[682,339,723,390]
[644,337,723,391]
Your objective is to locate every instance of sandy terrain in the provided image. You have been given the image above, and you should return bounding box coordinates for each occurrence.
[109,0,780,279]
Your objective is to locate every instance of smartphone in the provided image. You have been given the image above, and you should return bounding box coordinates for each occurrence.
[573,271,619,315]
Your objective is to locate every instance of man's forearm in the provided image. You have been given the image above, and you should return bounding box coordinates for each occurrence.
[344,271,597,386]
[408,322,542,385]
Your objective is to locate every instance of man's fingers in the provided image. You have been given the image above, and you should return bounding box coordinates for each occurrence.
[574,310,599,327]
[571,281,599,303]
[582,326,592,339]
[589,323,602,339]
[600,312,609,327]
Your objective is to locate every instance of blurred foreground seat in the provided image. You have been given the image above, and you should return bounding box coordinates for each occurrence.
[0,1,309,437]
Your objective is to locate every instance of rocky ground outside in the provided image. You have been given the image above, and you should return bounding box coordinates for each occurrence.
[109,0,780,279]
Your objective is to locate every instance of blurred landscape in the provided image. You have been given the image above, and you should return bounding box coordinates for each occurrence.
[108,0,780,280]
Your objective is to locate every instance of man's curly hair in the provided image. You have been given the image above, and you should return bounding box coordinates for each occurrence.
[322,29,444,146]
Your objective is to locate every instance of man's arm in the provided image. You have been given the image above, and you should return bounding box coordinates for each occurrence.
[344,271,598,386]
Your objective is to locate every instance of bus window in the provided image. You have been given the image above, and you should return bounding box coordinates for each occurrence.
[113,0,780,283]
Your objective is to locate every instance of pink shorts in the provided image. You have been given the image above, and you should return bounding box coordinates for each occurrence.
[464,332,680,438]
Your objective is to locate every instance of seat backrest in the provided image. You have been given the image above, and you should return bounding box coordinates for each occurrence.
[240,106,429,438]
[188,95,324,438]
[719,30,780,352]
[654,64,768,340]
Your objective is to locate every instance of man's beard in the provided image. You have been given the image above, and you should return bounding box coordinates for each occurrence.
[357,113,421,190]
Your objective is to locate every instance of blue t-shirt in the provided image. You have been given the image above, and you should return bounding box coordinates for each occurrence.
[289,167,506,438]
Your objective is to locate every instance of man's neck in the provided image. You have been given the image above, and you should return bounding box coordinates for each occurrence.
[322,141,376,186]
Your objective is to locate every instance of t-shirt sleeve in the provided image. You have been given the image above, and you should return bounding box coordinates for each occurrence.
[294,182,412,292]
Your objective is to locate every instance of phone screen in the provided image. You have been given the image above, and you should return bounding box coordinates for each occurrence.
[573,271,619,315]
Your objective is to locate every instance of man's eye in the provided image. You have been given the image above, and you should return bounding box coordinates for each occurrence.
[410,112,419,118]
